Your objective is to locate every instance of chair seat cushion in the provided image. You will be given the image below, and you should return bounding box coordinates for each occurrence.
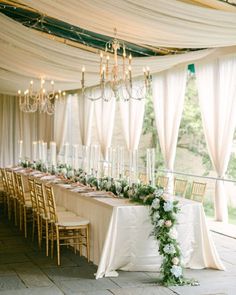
[25,200,32,207]
[57,215,89,227]
[57,211,76,217]
[57,205,66,212]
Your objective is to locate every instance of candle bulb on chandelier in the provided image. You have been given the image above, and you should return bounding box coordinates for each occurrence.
[128,65,132,86]
[100,51,103,78]
[81,66,85,88]
[102,65,105,82]
[30,80,33,95]
[123,46,126,79]
[106,55,109,80]
[147,67,150,78]
[129,54,132,66]
[51,80,55,94]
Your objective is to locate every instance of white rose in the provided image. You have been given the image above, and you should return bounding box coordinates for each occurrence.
[169,228,178,239]
[165,220,172,227]
[172,257,180,265]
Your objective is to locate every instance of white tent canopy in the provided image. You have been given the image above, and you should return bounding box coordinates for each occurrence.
[0,0,236,224]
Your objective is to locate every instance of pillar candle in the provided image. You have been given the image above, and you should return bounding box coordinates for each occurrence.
[64,142,69,165]
[50,141,57,166]
[18,140,23,161]
[72,144,79,170]
[42,142,47,163]
[32,141,38,162]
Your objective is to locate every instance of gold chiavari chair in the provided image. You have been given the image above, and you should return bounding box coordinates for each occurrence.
[174,178,188,197]
[16,173,32,238]
[139,173,148,184]
[156,175,169,190]
[34,180,75,256]
[190,181,207,203]
[0,168,8,216]
[5,170,17,224]
[45,184,90,266]
[28,177,41,245]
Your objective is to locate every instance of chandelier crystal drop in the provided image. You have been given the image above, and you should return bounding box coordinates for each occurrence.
[18,78,66,115]
[81,29,152,102]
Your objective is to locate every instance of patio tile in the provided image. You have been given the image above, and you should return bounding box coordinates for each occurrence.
[0,275,26,291]
[56,278,119,294]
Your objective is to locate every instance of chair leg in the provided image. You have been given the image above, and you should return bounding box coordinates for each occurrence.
[46,220,49,257]
[14,199,17,226]
[32,213,35,242]
[38,216,42,249]
[24,207,27,238]
[19,204,22,231]
[56,226,60,266]
[86,226,90,262]
[7,196,11,220]
[51,223,54,259]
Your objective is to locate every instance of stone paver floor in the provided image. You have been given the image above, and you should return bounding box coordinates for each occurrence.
[0,213,236,295]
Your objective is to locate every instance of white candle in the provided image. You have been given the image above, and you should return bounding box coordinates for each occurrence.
[64,142,69,165]
[38,140,43,161]
[82,145,89,173]
[146,148,155,185]
[117,146,124,178]
[108,147,113,178]
[129,149,138,184]
[50,141,57,166]
[32,141,38,162]
[111,148,116,179]
[42,142,47,163]
[72,144,79,170]
[18,140,23,161]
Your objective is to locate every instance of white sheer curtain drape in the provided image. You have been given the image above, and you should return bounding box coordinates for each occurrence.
[53,98,68,153]
[152,66,187,191]
[119,97,145,152]
[195,55,236,222]
[78,94,94,146]
[94,97,116,160]
[0,95,20,166]
[0,94,54,166]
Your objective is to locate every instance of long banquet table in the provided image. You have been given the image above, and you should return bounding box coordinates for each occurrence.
[51,181,225,279]
[16,168,224,279]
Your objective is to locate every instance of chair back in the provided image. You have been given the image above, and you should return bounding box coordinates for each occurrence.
[34,180,48,218]
[28,177,38,212]
[156,175,169,190]
[174,178,188,197]
[0,168,8,193]
[16,173,28,205]
[5,170,15,196]
[190,181,206,203]
[139,173,148,184]
[44,184,58,223]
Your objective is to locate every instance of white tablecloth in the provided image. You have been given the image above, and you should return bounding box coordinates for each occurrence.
[52,185,225,279]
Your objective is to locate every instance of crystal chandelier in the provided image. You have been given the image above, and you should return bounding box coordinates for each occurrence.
[81,29,152,102]
[17,78,66,115]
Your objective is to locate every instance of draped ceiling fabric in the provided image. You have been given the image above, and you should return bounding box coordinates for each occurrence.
[19,0,236,48]
[195,55,236,223]
[152,66,187,192]
[1,12,232,96]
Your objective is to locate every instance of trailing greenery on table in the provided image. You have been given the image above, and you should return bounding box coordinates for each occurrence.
[19,160,198,286]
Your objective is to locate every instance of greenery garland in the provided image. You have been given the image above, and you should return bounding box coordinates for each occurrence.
[20,160,198,286]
